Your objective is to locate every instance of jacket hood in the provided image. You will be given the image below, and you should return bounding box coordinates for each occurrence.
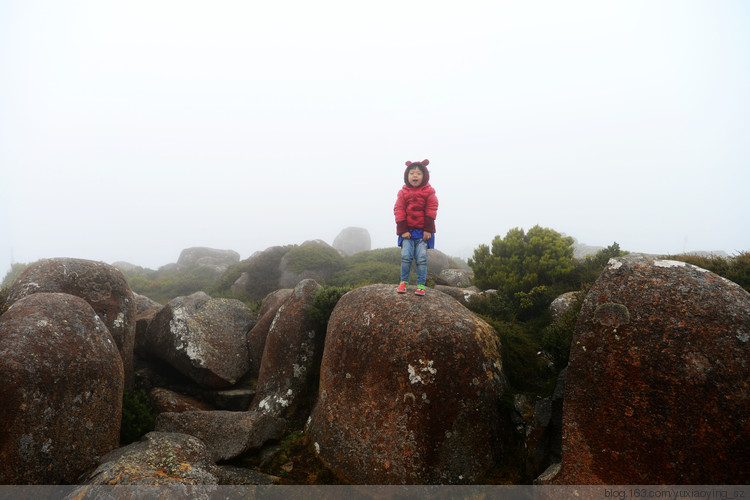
[403,159,430,187]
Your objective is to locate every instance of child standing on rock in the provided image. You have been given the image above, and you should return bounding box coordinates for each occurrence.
[394,159,439,296]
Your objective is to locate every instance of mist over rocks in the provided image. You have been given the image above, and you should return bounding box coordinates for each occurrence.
[5,257,136,389]
[332,226,371,256]
[177,247,240,274]
[143,292,256,389]
[0,293,124,484]
[307,284,507,484]
[553,253,750,484]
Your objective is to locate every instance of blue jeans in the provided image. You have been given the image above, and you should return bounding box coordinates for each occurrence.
[400,238,428,285]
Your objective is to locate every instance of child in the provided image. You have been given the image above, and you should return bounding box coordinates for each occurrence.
[394,159,439,296]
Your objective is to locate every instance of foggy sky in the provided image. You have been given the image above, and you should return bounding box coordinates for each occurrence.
[1,1,749,277]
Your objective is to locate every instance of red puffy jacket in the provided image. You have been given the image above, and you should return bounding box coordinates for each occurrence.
[394,165,438,235]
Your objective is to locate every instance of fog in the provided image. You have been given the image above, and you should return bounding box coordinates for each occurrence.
[2,1,749,277]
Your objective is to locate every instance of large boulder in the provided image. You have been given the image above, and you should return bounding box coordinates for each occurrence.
[246,289,293,378]
[76,432,221,486]
[177,247,240,274]
[6,257,136,388]
[439,268,473,288]
[250,279,324,418]
[226,246,289,302]
[0,293,124,484]
[144,292,255,388]
[154,411,286,462]
[307,284,507,484]
[554,254,750,484]
[332,226,371,256]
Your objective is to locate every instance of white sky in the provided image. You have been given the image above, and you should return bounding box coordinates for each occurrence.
[1,1,749,275]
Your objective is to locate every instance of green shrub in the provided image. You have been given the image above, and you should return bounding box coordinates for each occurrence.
[0,286,8,316]
[667,251,750,293]
[285,244,345,275]
[309,286,351,330]
[1,262,30,288]
[469,226,575,317]
[482,317,556,395]
[120,389,156,445]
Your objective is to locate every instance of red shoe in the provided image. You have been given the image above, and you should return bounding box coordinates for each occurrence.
[414,285,426,296]
[397,282,408,294]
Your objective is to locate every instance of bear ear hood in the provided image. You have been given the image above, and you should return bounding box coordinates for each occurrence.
[403,159,430,187]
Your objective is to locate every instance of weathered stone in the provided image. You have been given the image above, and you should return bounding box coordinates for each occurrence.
[434,285,480,305]
[77,432,221,486]
[250,279,324,418]
[155,411,286,462]
[439,268,473,288]
[549,291,580,323]
[148,387,214,413]
[144,292,255,388]
[6,257,136,388]
[246,289,293,378]
[307,284,507,484]
[555,254,750,484]
[216,465,279,485]
[226,246,289,302]
[134,305,162,357]
[332,226,371,256]
[0,293,123,484]
[177,247,240,274]
[134,293,162,315]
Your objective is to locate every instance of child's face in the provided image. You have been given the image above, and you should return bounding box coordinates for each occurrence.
[407,167,424,187]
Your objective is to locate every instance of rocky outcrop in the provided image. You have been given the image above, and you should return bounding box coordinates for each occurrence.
[246,289,293,378]
[250,279,324,418]
[5,257,136,388]
[177,247,240,274]
[144,292,255,388]
[548,291,580,323]
[154,411,286,462]
[0,293,124,484]
[277,240,342,288]
[332,226,371,256]
[554,254,750,484]
[307,284,507,484]
[434,285,480,305]
[76,432,221,486]
[228,246,289,302]
[439,268,473,287]
[148,387,214,413]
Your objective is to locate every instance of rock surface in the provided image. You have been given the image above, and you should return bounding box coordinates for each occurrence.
[246,289,293,378]
[549,291,581,323]
[307,284,507,484]
[177,247,240,274]
[438,268,473,287]
[6,257,136,388]
[332,226,371,256]
[250,279,324,418]
[144,292,255,388]
[555,254,750,484]
[77,432,221,486]
[154,411,286,462]
[148,387,215,413]
[0,293,124,484]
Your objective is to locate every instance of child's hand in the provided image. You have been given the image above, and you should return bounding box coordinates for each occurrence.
[423,232,432,240]
[401,232,411,239]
